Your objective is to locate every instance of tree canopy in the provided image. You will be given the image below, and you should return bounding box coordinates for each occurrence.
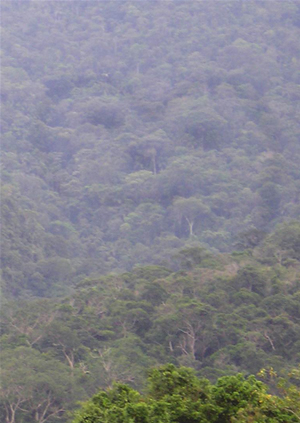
[1,0,300,298]
[1,1,300,422]
[72,364,300,423]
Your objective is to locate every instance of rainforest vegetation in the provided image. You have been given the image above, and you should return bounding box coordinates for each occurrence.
[1,1,300,422]
[73,364,300,423]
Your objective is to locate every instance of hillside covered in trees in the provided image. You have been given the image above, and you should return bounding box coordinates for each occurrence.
[2,0,300,298]
[1,227,300,422]
[1,1,300,422]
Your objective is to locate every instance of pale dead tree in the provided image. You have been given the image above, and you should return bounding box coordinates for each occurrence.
[78,362,90,375]
[62,346,75,370]
[52,341,76,370]
[90,348,135,388]
[49,324,81,372]
[178,337,189,356]
[121,316,138,337]
[32,393,65,423]
[264,331,276,350]
[3,399,27,423]
[0,387,29,423]
[172,197,210,238]
[178,320,202,359]
[91,347,113,373]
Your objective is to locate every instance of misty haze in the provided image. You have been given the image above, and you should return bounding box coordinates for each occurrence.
[1,1,300,422]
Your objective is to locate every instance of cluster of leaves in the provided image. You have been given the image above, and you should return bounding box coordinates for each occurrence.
[73,364,300,423]
[1,227,300,422]
[1,1,300,297]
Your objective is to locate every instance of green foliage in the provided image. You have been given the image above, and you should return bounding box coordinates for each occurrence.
[147,364,208,400]
[2,0,300,298]
[2,1,300,422]
[1,234,300,421]
[72,365,300,423]
[257,222,300,264]
[0,347,84,423]
[176,247,213,269]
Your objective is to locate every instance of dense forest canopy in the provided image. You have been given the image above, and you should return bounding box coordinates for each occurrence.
[2,0,300,298]
[1,1,300,422]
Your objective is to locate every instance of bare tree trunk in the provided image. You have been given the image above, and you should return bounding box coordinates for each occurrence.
[185,217,194,237]
[179,324,196,359]
[152,154,157,175]
[62,347,75,377]
[264,332,276,350]
[5,401,23,423]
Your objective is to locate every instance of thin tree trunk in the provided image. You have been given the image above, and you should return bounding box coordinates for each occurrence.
[185,217,194,237]
[152,154,157,175]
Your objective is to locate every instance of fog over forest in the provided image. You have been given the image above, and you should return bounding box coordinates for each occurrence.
[1,1,300,422]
